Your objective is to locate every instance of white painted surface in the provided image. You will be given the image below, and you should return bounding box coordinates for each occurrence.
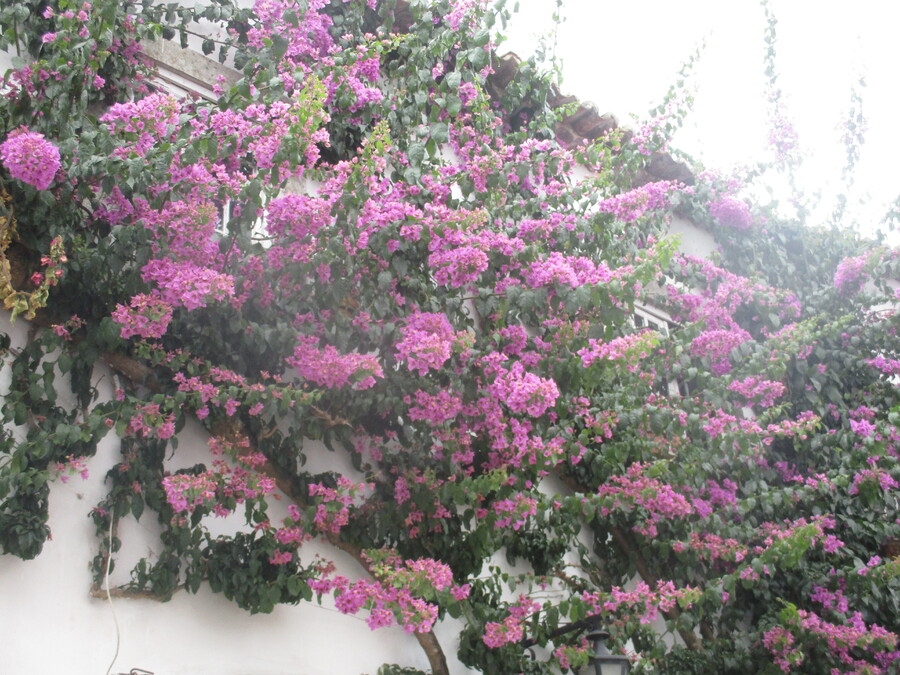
[0,311,471,675]
[669,215,717,260]
[0,23,720,673]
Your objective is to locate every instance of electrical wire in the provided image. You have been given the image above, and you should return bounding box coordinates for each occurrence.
[103,510,120,675]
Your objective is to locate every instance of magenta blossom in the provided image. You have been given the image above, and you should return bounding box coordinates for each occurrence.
[709,196,753,230]
[0,127,61,190]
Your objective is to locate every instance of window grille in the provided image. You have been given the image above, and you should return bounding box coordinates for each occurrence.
[632,304,686,397]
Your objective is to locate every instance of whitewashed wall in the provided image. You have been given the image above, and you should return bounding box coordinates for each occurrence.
[0,309,474,675]
[0,27,717,673]
[0,44,12,74]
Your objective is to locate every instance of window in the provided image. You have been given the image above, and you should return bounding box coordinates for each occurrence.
[633,304,686,397]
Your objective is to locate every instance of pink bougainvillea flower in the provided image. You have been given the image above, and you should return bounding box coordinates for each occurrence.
[708,196,753,230]
[0,127,61,190]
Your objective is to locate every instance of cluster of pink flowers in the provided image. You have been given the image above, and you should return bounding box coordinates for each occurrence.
[455,387,565,470]
[856,555,886,578]
[246,0,335,62]
[458,81,478,106]
[392,476,410,506]
[50,314,84,341]
[758,515,844,555]
[764,609,899,674]
[323,52,383,113]
[112,293,174,339]
[811,583,850,614]
[268,550,294,565]
[701,408,740,438]
[516,212,576,241]
[307,477,372,535]
[482,596,541,648]
[672,532,747,563]
[704,478,740,507]
[498,324,529,358]
[128,402,176,440]
[727,376,786,408]
[171,368,282,420]
[162,455,276,518]
[682,478,737,518]
[595,462,693,537]
[581,580,700,626]
[406,389,463,425]
[489,361,559,417]
[866,356,900,377]
[0,127,61,190]
[850,418,877,438]
[762,411,821,440]
[677,514,844,574]
[395,312,464,375]
[100,93,180,157]
[553,639,591,672]
[833,253,870,294]
[797,610,898,672]
[136,197,220,263]
[424,208,523,289]
[161,473,219,515]
[708,196,753,230]
[310,573,439,633]
[247,97,329,170]
[700,407,819,444]
[690,328,752,375]
[265,193,332,239]
[357,194,423,244]
[287,335,383,389]
[173,372,221,405]
[848,467,898,496]
[271,503,310,550]
[572,398,619,445]
[50,455,90,483]
[785,470,835,491]
[446,0,488,31]
[395,557,456,594]
[762,625,803,673]
[668,254,801,331]
[141,259,235,311]
[596,180,681,222]
[767,98,799,164]
[524,252,614,288]
[308,552,463,634]
[491,493,538,530]
[578,330,659,373]
[29,236,68,291]
[429,245,489,288]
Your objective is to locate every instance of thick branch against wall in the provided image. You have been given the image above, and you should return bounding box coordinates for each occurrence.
[558,473,702,651]
[97,357,452,675]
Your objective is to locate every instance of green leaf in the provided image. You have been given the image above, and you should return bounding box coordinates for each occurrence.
[131,494,144,521]
[429,122,449,144]
[271,34,289,60]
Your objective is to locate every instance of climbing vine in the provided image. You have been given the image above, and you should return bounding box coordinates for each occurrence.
[0,1,898,673]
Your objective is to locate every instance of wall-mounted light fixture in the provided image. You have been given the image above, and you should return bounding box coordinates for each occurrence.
[583,628,630,675]
[521,615,631,674]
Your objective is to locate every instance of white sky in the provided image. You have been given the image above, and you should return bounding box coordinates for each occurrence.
[503,0,900,236]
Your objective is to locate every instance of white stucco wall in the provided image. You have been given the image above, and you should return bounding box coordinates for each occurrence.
[0,27,719,673]
[0,311,471,675]
[0,45,13,76]
[669,215,718,260]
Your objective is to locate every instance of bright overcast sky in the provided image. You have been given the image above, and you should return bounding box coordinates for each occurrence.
[503,0,900,236]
